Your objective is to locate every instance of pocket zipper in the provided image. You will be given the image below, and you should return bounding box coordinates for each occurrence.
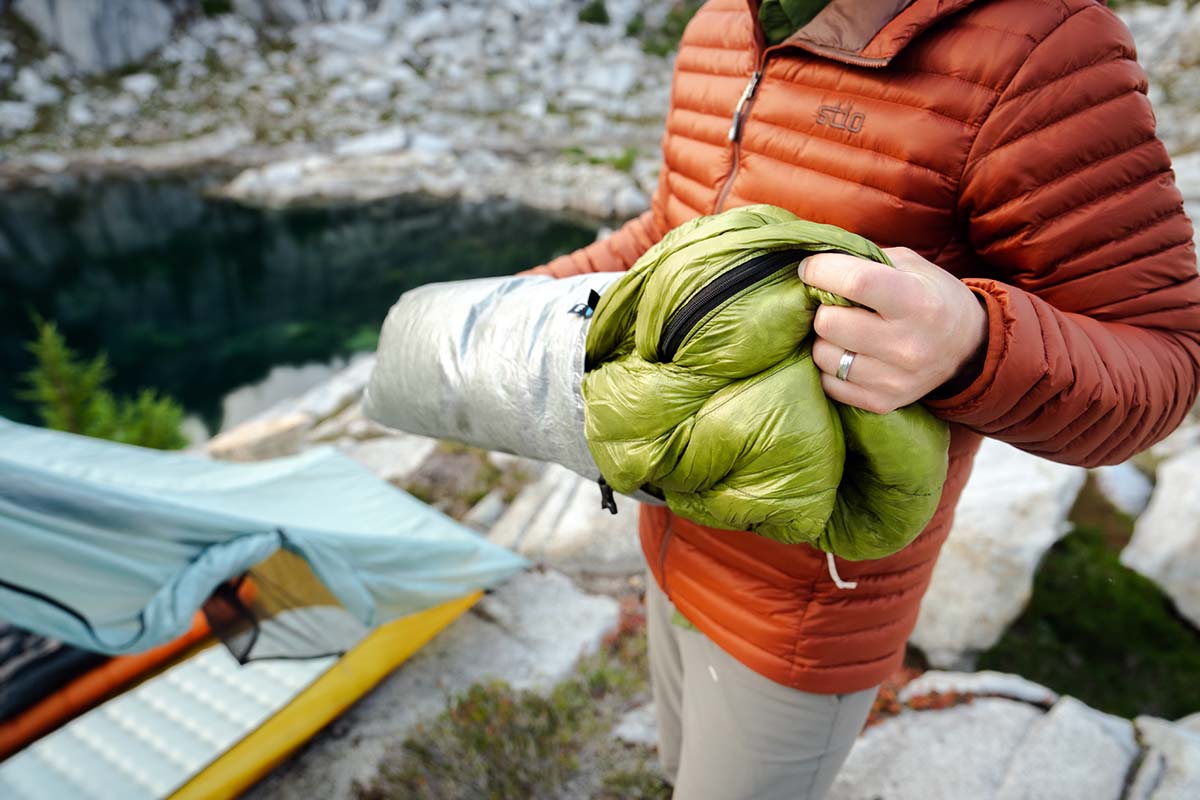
[657,248,811,362]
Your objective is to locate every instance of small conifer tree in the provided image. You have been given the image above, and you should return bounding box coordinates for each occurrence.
[20,318,188,450]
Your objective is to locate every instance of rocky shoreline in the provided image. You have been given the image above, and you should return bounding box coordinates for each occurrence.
[0,0,674,221]
[2,1,1198,226]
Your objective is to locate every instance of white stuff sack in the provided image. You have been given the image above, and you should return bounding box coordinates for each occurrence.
[363,272,623,483]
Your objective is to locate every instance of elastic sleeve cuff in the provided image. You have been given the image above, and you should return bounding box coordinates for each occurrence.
[921,281,1009,417]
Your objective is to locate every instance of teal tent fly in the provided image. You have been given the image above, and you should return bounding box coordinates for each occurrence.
[0,418,527,661]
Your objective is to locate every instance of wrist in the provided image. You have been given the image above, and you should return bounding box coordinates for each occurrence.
[929,292,989,399]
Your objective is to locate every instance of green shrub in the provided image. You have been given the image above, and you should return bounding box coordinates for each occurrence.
[579,0,610,25]
[979,526,1200,719]
[631,1,705,57]
[357,604,663,799]
[20,318,187,450]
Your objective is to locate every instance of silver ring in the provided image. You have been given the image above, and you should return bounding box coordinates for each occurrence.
[835,349,856,381]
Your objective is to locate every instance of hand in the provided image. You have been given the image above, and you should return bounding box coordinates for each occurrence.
[800,247,988,415]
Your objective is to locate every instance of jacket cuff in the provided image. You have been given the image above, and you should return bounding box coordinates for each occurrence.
[921,280,1019,422]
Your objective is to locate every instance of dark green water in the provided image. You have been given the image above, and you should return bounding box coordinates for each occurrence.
[0,174,597,430]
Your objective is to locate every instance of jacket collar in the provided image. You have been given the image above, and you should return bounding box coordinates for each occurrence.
[755,0,979,67]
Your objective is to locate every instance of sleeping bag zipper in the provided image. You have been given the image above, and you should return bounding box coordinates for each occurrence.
[658,248,810,362]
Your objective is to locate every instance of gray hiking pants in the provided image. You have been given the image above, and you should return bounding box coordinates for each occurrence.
[646,573,878,800]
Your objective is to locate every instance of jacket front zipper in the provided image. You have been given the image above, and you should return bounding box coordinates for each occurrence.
[658,248,810,362]
[713,67,763,213]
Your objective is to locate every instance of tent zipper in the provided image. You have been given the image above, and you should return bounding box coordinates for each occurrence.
[658,248,809,362]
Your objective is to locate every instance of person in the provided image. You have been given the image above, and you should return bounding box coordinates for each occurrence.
[527,0,1200,797]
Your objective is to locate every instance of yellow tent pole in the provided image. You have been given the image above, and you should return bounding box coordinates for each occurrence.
[169,591,482,800]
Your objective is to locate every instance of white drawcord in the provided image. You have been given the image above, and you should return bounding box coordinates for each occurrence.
[827,552,858,590]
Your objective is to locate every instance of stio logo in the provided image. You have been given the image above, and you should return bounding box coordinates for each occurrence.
[815,104,865,134]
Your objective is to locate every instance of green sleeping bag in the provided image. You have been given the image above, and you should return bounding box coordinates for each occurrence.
[583,204,950,560]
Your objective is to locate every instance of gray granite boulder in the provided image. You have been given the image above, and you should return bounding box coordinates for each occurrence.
[910,439,1086,668]
[1129,716,1200,800]
[994,697,1137,800]
[488,463,643,576]
[14,0,175,74]
[1121,448,1200,628]
[828,699,1043,800]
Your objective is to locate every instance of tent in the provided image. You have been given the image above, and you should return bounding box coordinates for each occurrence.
[0,417,526,661]
[0,417,528,796]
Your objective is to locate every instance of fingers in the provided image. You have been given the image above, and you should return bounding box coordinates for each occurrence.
[812,337,886,387]
[811,337,907,415]
[800,252,922,319]
[811,305,891,359]
[819,371,901,416]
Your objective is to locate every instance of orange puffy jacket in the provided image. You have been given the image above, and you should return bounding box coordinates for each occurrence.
[531,0,1200,693]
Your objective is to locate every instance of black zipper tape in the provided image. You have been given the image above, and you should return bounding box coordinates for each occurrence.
[657,248,811,362]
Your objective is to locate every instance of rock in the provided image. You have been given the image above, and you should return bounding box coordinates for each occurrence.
[119,73,160,100]
[1128,716,1200,800]
[308,21,388,52]
[24,151,67,172]
[180,415,211,453]
[333,126,408,158]
[266,97,294,116]
[994,697,1137,800]
[106,94,141,119]
[898,670,1059,707]
[584,58,640,97]
[208,411,313,462]
[1121,448,1200,627]
[66,95,94,126]
[402,7,453,45]
[828,699,1043,800]
[910,439,1086,668]
[288,353,375,420]
[220,360,347,433]
[355,76,392,104]
[613,702,658,747]
[408,132,453,154]
[0,102,37,136]
[462,489,509,532]
[232,0,363,26]
[307,401,393,443]
[14,67,62,107]
[96,126,255,171]
[209,355,376,461]
[242,569,619,800]
[488,463,644,576]
[14,0,175,74]
[342,434,439,484]
[1091,461,1154,517]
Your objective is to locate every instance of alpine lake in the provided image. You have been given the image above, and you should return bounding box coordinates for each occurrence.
[0,172,598,432]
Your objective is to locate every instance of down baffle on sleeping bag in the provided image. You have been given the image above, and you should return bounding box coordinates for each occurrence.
[364,204,950,561]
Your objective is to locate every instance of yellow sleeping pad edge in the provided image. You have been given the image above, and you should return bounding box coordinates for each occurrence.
[169,591,483,800]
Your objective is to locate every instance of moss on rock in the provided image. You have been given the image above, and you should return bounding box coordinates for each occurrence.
[979,525,1200,719]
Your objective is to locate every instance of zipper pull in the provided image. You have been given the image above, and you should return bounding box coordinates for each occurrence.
[728,70,763,142]
[597,477,618,515]
[568,289,602,318]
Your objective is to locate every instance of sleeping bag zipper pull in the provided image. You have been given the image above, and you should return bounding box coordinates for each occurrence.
[597,477,618,515]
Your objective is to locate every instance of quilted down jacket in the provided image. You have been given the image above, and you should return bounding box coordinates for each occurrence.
[529,0,1200,694]
[585,204,949,559]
